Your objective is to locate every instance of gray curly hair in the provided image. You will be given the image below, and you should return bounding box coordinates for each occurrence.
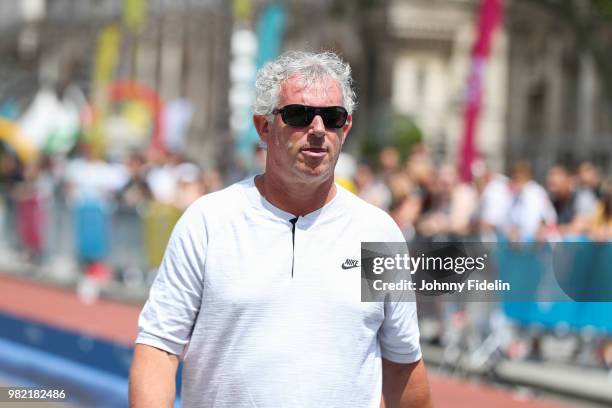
[253,51,357,117]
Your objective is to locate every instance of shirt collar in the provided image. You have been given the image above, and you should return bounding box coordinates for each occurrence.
[241,176,346,225]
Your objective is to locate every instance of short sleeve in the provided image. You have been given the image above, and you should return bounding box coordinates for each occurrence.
[135,202,207,356]
[379,300,422,363]
[375,213,422,364]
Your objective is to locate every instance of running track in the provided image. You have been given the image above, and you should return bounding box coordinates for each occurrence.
[0,274,570,407]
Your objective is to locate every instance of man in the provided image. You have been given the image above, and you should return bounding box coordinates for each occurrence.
[546,164,597,236]
[129,51,431,408]
[506,161,557,241]
[471,160,513,236]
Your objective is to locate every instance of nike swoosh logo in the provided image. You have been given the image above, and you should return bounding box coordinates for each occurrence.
[341,261,360,270]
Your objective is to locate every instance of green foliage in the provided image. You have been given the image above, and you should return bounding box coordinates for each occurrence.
[328,0,385,18]
[359,135,381,167]
[389,114,423,161]
[359,113,423,165]
[594,0,612,20]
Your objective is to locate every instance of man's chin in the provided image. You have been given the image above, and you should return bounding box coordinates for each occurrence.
[295,163,331,180]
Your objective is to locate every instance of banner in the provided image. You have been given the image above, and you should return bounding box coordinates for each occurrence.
[235,3,287,161]
[108,81,165,151]
[458,0,503,182]
[123,0,147,30]
[89,25,121,158]
[0,119,37,164]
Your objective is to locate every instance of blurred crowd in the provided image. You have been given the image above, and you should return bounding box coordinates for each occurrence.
[349,145,612,243]
[0,144,224,268]
[1,142,611,273]
[2,143,612,372]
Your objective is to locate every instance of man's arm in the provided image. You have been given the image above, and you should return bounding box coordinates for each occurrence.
[382,358,432,408]
[129,344,180,408]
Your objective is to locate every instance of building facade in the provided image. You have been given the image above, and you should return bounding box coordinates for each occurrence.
[505,0,612,177]
[386,0,508,171]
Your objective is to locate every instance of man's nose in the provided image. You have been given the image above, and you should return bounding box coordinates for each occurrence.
[310,115,326,135]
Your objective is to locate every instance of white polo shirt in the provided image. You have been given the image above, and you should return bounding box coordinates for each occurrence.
[136,177,421,408]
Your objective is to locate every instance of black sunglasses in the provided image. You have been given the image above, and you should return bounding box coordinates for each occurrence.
[272,104,348,129]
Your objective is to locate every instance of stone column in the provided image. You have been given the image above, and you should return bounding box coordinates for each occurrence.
[543,38,563,168]
[576,52,596,161]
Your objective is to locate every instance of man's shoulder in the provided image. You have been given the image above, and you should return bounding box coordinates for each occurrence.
[187,178,250,215]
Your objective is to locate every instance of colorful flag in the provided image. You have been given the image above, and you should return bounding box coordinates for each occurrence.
[459,0,503,182]
[123,0,147,31]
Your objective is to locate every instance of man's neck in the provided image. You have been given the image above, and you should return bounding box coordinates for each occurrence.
[255,173,337,217]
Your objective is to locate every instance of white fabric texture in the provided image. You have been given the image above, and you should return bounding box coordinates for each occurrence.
[507,180,557,239]
[479,174,513,229]
[136,177,421,407]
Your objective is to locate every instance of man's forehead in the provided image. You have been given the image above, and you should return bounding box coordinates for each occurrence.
[279,75,342,101]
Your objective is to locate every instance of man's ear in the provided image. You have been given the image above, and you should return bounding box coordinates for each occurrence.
[341,114,353,145]
[253,115,270,144]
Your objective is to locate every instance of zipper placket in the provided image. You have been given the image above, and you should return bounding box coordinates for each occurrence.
[289,217,298,278]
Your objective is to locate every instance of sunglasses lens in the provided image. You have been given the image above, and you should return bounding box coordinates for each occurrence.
[321,107,348,128]
[281,105,310,127]
[278,105,348,128]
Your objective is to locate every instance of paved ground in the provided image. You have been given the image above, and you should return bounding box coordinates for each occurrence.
[428,374,575,408]
[1,273,593,407]
[0,274,140,346]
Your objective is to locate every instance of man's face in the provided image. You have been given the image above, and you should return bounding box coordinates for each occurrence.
[255,75,352,184]
[546,167,571,197]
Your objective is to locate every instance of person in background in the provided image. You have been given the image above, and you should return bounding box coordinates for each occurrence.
[446,166,478,238]
[378,146,401,181]
[144,148,178,205]
[202,168,223,194]
[506,161,557,241]
[63,142,127,202]
[405,145,435,216]
[589,180,612,241]
[416,165,477,240]
[354,162,392,211]
[173,162,204,210]
[0,152,24,252]
[545,165,596,236]
[116,152,151,209]
[13,160,53,262]
[387,171,422,241]
[576,161,601,206]
[471,160,513,237]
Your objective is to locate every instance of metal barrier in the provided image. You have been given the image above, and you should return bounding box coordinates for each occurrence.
[0,190,183,285]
